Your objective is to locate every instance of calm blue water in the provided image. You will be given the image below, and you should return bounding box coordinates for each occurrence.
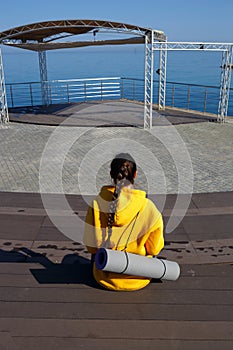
[2,46,233,115]
[2,46,224,84]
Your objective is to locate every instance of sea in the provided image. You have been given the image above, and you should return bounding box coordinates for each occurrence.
[1,45,233,116]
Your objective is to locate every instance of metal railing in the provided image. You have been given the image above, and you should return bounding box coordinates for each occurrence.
[165,81,226,115]
[5,76,233,117]
[121,78,233,117]
[6,77,121,108]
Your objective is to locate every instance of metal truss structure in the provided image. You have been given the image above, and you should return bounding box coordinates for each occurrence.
[158,43,167,110]
[144,31,155,129]
[38,50,49,105]
[218,46,233,122]
[152,41,233,124]
[0,19,165,51]
[0,47,8,124]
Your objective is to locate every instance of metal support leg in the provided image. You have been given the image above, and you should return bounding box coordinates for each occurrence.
[38,50,49,106]
[158,43,167,110]
[144,31,154,129]
[218,46,233,122]
[0,48,9,124]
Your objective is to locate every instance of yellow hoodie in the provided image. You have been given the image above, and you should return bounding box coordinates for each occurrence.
[83,186,164,291]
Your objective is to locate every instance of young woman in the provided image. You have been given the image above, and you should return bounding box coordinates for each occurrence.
[83,153,164,291]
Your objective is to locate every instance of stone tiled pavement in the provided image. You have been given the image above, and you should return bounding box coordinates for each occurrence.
[0,104,233,195]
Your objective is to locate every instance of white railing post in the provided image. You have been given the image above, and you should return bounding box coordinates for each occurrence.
[0,47,9,124]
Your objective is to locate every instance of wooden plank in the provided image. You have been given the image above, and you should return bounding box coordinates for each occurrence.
[35,226,71,241]
[0,262,232,277]
[0,192,90,211]
[0,192,43,208]
[0,263,43,275]
[1,318,233,340]
[30,242,89,260]
[180,264,233,276]
[1,191,233,211]
[149,193,197,211]
[0,242,88,256]
[0,332,18,350]
[0,301,232,321]
[0,287,232,306]
[191,191,233,209]
[12,337,233,350]
[182,214,233,236]
[164,232,190,242]
[0,214,44,240]
[160,244,233,264]
[0,270,232,290]
[30,269,233,290]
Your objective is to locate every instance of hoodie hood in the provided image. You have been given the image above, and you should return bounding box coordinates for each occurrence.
[96,186,147,226]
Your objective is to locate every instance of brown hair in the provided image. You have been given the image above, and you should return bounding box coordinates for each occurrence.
[110,153,137,185]
[106,153,137,246]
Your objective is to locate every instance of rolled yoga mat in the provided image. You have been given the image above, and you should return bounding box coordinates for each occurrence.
[95,248,180,281]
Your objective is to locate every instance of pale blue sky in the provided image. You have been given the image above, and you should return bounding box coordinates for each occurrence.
[1,0,233,42]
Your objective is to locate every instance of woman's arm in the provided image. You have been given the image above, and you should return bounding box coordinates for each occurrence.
[144,214,164,256]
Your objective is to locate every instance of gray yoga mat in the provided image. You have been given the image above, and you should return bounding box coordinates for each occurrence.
[95,248,180,281]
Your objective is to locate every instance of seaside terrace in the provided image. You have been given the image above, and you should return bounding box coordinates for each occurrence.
[0,20,232,350]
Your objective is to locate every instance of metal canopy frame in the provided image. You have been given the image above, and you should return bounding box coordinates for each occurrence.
[0,19,165,43]
[153,41,233,124]
[0,20,166,126]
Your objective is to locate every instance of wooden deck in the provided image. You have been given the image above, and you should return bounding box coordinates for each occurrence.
[0,191,232,350]
[8,101,217,127]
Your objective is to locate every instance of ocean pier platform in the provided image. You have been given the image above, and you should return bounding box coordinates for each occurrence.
[0,100,233,350]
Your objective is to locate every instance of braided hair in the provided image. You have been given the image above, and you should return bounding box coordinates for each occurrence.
[106,153,137,247]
